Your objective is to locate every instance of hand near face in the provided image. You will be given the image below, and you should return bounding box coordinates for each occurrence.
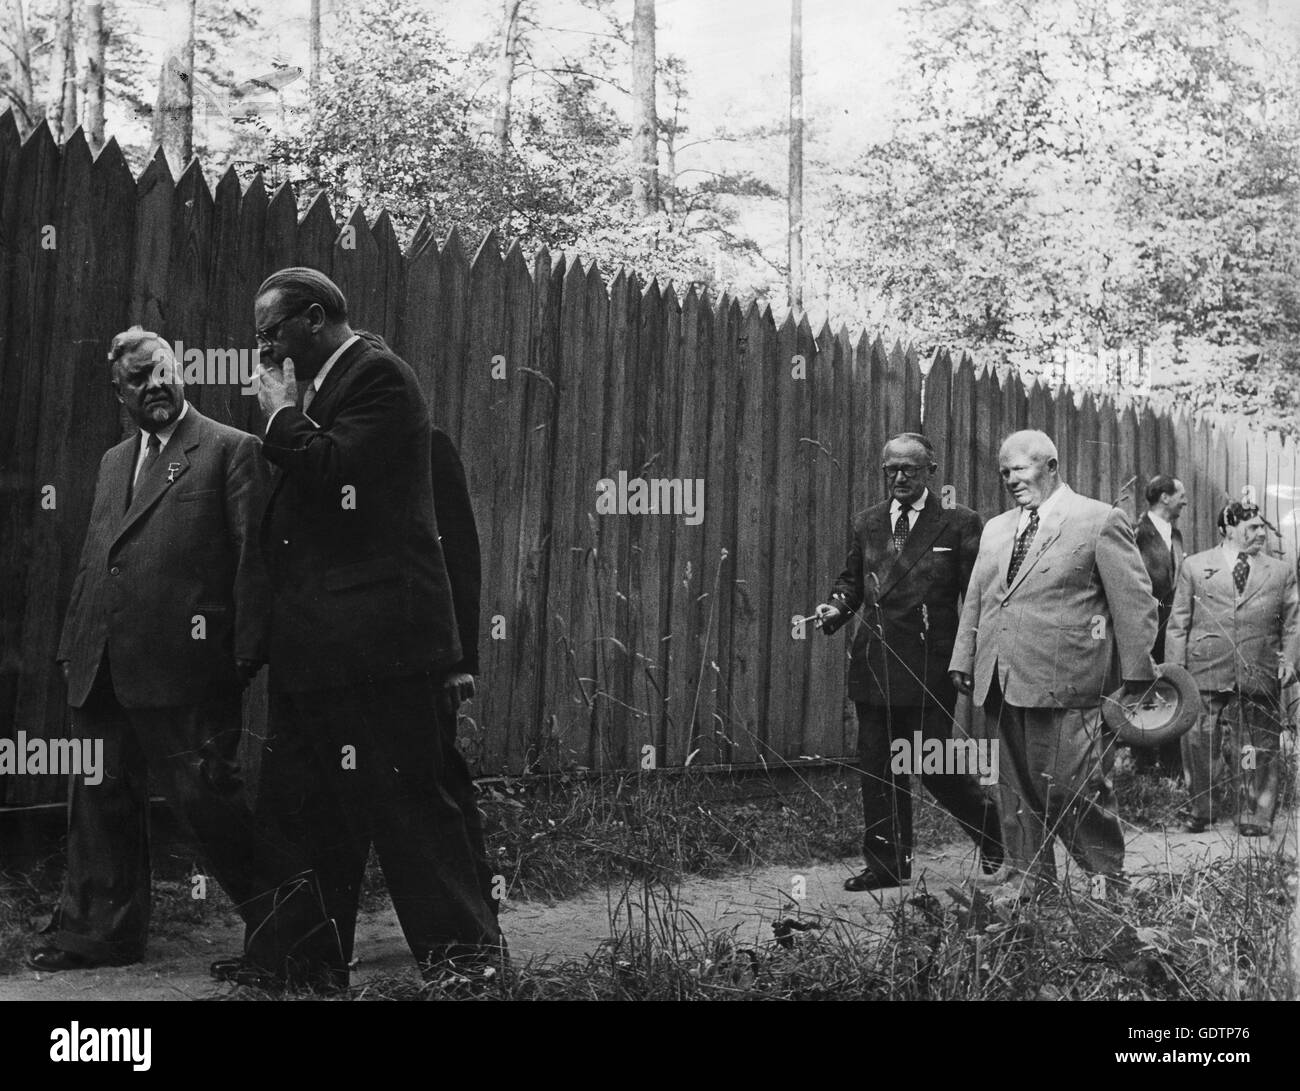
[256,357,298,417]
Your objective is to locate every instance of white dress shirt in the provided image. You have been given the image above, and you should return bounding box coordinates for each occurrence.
[889,488,929,532]
[1147,509,1174,551]
[1016,482,1065,534]
[266,334,360,431]
[133,400,189,484]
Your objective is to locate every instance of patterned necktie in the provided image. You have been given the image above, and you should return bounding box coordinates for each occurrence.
[1233,552,1249,595]
[128,432,161,509]
[1007,508,1039,584]
[893,507,910,553]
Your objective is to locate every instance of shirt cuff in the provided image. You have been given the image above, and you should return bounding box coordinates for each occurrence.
[265,404,292,433]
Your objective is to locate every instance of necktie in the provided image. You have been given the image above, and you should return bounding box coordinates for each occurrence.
[1007,508,1039,584]
[1233,552,1249,595]
[893,507,910,553]
[128,433,161,509]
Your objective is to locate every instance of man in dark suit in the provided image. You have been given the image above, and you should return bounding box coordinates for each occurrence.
[241,270,502,984]
[29,328,332,977]
[357,328,497,927]
[815,433,1002,891]
[1133,474,1187,776]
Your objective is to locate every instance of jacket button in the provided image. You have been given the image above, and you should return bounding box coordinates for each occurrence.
[110,566,120,576]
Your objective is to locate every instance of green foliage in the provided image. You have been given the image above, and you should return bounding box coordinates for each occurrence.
[816,0,1300,431]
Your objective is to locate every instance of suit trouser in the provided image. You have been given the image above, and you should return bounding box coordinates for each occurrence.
[52,656,334,970]
[1181,690,1283,827]
[854,701,1001,875]
[984,696,1125,880]
[256,671,502,971]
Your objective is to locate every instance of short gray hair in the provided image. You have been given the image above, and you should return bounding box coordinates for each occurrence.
[1000,429,1058,464]
[107,325,170,376]
[883,432,935,461]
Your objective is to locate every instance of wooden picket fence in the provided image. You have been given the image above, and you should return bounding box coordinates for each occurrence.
[2,116,1298,806]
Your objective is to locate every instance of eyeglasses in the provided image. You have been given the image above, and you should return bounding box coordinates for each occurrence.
[882,464,926,480]
[255,304,311,347]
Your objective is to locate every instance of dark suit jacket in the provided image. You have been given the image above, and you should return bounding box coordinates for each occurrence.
[431,426,480,677]
[57,406,269,708]
[261,337,461,692]
[822,492,983,706]
[1136,512,1184,662]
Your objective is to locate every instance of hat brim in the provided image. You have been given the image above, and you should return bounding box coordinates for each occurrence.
[1102,664,1201,747]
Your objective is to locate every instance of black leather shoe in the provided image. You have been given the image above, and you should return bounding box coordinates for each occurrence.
[27,946,96,972]
[210,955,286,992]
[1183,817,1210,834]
[843,868,910,892]
[979,840,1004,875]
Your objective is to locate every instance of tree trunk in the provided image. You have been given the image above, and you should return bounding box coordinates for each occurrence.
[44,0,77,141]
[787,0,803,310]
[81,0,106,152]
[491,0,523,155]
[631,0,658,217]
[1,0,36,132]
[309,0,321,102]
[154,0,196,171]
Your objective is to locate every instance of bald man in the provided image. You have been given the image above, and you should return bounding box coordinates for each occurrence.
[949,430,1158,899]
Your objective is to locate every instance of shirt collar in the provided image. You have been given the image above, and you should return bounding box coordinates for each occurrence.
[1222,543,1249,568]
[142,399,188,449]
[890,488,929,517]
[1147,509,1173,541]
[313,334,360,392]
[1018,482,1063,528]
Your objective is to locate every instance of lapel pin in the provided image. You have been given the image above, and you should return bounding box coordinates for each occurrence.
[167,462,181,483]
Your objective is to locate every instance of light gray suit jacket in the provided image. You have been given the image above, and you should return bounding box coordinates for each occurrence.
[949,485,1157,709]
[1165,548,1300,697]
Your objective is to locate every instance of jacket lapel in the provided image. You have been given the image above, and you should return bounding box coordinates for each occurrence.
[304,338,366,426]
[878,493,945,601]
[115,408,198,544]
[1005,486,1070,596]
[104,439,135,523]
[1239,554,1272,607]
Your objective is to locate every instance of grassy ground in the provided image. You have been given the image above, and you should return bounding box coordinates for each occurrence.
[3,754,1294,999]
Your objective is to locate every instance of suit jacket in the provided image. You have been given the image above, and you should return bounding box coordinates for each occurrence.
[1164,548,1300,698]
[57,406,269,708]
[1136,512,1184,662]
[261,337,461,692]
[949,485,1157,709]
[431,426,481,677]
[822,493,983,706]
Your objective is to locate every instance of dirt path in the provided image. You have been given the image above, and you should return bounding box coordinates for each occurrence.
[0,823,1281,1001]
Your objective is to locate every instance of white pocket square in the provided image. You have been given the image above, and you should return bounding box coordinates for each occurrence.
[931,546,952,552]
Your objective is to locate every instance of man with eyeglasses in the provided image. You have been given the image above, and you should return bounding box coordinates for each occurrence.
[815,433,1002,891]
[213,268,502,990]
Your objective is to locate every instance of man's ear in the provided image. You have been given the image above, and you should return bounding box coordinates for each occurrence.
[1047,457,1059,474]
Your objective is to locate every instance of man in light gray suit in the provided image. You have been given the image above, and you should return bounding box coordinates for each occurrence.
[949,430,1158,898]
[1165,500,1299,836]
